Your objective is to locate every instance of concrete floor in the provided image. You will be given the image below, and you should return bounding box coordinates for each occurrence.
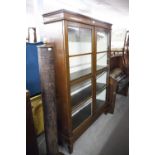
[38,94,129,155]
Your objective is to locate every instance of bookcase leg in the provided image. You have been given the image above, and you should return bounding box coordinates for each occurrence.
[68,144,73,154]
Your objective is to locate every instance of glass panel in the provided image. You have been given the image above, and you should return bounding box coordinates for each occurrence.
[96,90,106,109]
[71,77,92,130]
[72,98,92,130]
[96,72,107,110]
[68,26,92,55]
[71,79,92,108]
[97,71,107,84]
[96,53,107,70]
[71,79,92,96]
[69,55,92,81]
[97,31,108,52]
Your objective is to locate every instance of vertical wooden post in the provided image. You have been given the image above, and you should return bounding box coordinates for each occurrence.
[37,44,64,155]
[108,77,118,113]
[26,90,39,155]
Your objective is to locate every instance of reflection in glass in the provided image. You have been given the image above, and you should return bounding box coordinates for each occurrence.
[71,79,92,130]
[68,26,92,55]
[70,79,92,108]
[69,55,92,81]
[96,90,106,109]
[96,53,107,69]
[96,72,107,110]
[72,98,92,130]
[97,71,107,84]
[97,31,108,52]
[71,79,91,95]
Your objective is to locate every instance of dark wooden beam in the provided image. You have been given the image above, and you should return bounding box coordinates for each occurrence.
[26,90,39,155]
[37,44,64,155]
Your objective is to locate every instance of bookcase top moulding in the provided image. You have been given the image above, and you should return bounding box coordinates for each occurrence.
[42,9,112,29]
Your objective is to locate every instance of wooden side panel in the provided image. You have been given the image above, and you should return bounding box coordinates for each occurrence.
[108,77,117,113]
[26,91,39,155]
[110,56,124,71]
[43,21,71,136]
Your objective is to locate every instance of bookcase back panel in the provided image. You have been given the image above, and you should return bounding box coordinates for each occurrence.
[69,55,92,80]
[72,98,92,130]
[96,31,109,52]
[68,26,92,55]
[96,72,107,110]
[96,53,107,68]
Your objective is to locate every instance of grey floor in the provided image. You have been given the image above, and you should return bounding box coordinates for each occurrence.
[38,94,129,155]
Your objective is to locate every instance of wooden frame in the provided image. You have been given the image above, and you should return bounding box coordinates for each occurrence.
[26,90,39,155]
[42,9,114,153]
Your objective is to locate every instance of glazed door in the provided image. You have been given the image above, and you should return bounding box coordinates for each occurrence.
[66,22,94,130]
[94,27,110,111]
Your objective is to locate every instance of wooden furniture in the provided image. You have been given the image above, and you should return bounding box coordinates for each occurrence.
[37,45,64,155]
[30,94,44,136]
[109,77,118,113]
[26,90,39,155]
[42,9,115,153]
[110,31,129,96]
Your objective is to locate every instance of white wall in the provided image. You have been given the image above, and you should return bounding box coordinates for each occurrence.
[26,0,129,47]
[26,0,44,41]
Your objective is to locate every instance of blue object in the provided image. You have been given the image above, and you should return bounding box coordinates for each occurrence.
[26,42,43,96]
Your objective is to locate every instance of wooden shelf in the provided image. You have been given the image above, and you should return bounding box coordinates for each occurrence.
[96,83,106,94]
[69,52,92,57]
[70,65,107,84]
[71,83,106,108]
[70,67,92,82]
[97,51,107,54]
[71,85,92,108]
[72,103,91,130]
[97,65,107,72]
[96,67,108,76]
[72,98,107,130]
